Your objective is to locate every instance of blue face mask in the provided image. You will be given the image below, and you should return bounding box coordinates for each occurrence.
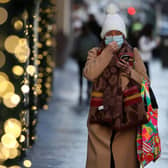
[105,35,124,48]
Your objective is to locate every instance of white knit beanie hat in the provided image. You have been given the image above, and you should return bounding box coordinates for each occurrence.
[100,3,127,39]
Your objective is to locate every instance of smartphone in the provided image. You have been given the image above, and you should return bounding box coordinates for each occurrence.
[120,55,130,62]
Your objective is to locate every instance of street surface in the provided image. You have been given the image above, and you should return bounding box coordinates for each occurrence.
[26,59,168,168]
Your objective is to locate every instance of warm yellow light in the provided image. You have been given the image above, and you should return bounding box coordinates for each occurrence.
[4,35,20,54]
[0,77,6,85]
[0,72,9,80]
[46,39,52,47]
[14,38,30,63]
[1,133,17,148]
[21,84,30,94]
[37,89,42,95]
[4,118,22,138]
[0,143,9,160]
[13,141,19,149]
[14,20,23,30]
[19,135,25,143]
[32,106,37,110]
[26,65,36,76]
[31,136,36,140]
[22,11,28,20]
[3,92,20,108]
[12,65,24,76]
[46,67,52,73]
[0,51,6,68]
[38,54,43,59]
[37,42,42,48]
[11,94,21,105]
[8,148,19,159]
[9,166,21,168]
[0,81,15,98]
[35,60,41,65]
[45,33,50,38]
[23,160,32,168]
[0,0,10,3]
[45,83,51,89]
[0,166,7,168]
[19,38,28,46]
[0,7,8,25]
[0,80,8,95]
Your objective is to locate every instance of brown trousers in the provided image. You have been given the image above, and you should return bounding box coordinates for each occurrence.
[86,122,139,168]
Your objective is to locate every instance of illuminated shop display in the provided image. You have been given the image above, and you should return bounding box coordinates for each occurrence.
[0,0,56,166]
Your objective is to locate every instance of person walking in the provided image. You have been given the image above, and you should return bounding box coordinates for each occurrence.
[72,22,99,105]
[138,24,160,77]
[87,14,102,42]
[83,4,149,168]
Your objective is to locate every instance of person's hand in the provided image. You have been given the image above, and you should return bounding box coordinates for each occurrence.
[116,59,132,77]
[88,47,99,56]
[105,41,119,54]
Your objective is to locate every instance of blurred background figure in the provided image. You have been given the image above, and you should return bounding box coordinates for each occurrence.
[73,20,83,38]
[72,22,99,105]
[87,14,102,41]
[128,20,143,48]
[138,23,160,77]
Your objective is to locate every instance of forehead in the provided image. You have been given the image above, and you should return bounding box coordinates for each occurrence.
[105,30,123,36]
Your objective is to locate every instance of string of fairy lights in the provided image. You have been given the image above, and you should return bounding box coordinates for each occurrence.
[0,0,56,167]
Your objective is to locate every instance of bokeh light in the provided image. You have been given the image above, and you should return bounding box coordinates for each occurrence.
[23,160,32,168]
[11,94,21,106]
[14,20,23,30]
[0,0,55,166]
[0,81,15,98]
[0,143,10,160]
[26,65,36,76]
[21,84,30,94]
[9,166,21,168]
[1,133,17,148]
[4,118,22,138]
[0,0,10,3]
[12,65,24,76]
[0,72,9,80]
[128,7,136,15]
[14,38,30,63]
[19,135,25,143]
[4,35,20,54]
[8,148,19,159]
[3,92,20,108]
[0,7,8,25]
[0,51,6,68]
[46,39,52,47]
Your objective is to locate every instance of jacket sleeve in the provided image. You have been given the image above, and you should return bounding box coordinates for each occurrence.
[83,47,113,82]
[130,48,150,85]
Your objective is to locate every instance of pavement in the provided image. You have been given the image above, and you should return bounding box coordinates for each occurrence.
[26,58,168,168]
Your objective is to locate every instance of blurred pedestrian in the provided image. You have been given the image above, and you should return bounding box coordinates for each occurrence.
[72,22,99,105]
[87,14,102,41]
[138,23,160,77]
[72,20,82,38]
[83,4,150,168]
[128,21,143,48]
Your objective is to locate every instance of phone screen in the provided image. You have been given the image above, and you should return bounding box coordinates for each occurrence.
[120,55,130,62]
